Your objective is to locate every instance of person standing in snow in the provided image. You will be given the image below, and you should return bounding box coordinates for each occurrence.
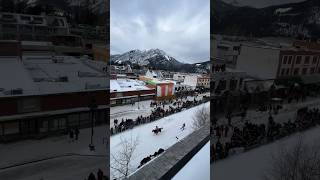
[97,169,104,180]
[75,127,80,141]
[88,172,96,180]
[180,123,186,131]
[69,129,74,143]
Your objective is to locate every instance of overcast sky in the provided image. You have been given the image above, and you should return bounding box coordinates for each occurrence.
[223,0,306,8]
[110,0,210,63]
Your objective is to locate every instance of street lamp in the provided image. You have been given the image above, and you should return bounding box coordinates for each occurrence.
[88,98,98,151]
[138,92,140,110]
[136,88,141,110]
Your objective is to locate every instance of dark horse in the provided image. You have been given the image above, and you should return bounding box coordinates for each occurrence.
[152,126,163,135]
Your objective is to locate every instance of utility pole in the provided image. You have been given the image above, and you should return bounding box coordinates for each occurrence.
[88,98,97,151]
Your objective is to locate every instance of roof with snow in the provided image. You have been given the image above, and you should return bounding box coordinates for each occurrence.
[0,55,108,97]
[110,79,152,93]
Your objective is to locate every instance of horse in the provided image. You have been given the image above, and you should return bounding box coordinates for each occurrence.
[152,127,163,135]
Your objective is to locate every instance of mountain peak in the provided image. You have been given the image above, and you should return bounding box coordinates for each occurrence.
[111,49,177,65]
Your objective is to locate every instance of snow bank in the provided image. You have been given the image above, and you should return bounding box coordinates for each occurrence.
[212,126,320,180]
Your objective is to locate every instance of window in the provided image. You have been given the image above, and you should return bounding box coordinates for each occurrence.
[294,68,299,75]
[3,14,14,19]
[304,56,310,64]
[281,68,285,75]
[230,79,238,90]
[313,56,318,64]
[20,16,31,21]
[39,120,48,133]
[288,56,292,64]
[217,80,226,90]
[68,114,79,127]
[20,25,33,33]
[4,122,19,135]
[310,67,315,74]
[296,56,302,64]
[283,56,288,64]
[217,46,229,51]
[49,118,66,131]
[286,69,290,75]
[302,68,307,75]
[18,98,40,113]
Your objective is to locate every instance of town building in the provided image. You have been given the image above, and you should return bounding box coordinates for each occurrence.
[0,12,69,41]
[110,79,155,106]
[212,68,247,93]
[277,48,320,77]
[183,74,210,90]
[139,76,175,100]
[0,40,108,142]
[236,43,281,80]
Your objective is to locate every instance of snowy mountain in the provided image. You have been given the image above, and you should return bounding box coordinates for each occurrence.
[111,49,181,66]
[111,49,210,73]
[213,0,320,37]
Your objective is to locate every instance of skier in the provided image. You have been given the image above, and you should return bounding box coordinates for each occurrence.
[180,123,186,131]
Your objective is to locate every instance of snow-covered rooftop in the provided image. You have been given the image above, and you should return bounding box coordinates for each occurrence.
[0,55,108,97]
[110,79,152,93]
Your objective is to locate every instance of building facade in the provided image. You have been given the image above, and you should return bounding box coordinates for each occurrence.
[0,12,69,41]
[277,50,320,77]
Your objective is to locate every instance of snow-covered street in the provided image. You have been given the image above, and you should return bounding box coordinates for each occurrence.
[219,97,320,127]
[0,125,109,180]
[110,102,210,179]
[212,126,320,180]
[110,93,210,128]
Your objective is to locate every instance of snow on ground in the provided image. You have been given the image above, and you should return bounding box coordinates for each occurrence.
[110,102,210,179]
[0,155,106,180]
[213,97,320,145]
[217,97,320,134]
[0,125,108,180]
[172,141,210,180]
[110,93,209,127]
[275,7,292,14]
[212,125,320,180]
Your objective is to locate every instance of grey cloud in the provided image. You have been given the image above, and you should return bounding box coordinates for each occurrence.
[110,0,210,63]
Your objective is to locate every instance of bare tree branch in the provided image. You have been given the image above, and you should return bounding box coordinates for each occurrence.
[263,137,320,180]
[192,106,210,130]
[111,135,139,179]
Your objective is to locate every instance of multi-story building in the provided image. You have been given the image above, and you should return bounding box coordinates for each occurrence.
[212,68,247,93]
[183,74,210,90]
[139,76,175,100]
[110,79,155,106]
[0,40,108,142]
[236,43,281,80]
[211,35,243,68]
[277,49,320,77]
[236,42,320,80]
[0,12,69,41]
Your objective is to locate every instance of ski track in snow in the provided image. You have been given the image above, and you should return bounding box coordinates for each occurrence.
[110,102,210,179]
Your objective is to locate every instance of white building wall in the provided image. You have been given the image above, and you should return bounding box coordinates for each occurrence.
[237,45,280,79]
[183,75,198,89]
[157,85,161,97]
